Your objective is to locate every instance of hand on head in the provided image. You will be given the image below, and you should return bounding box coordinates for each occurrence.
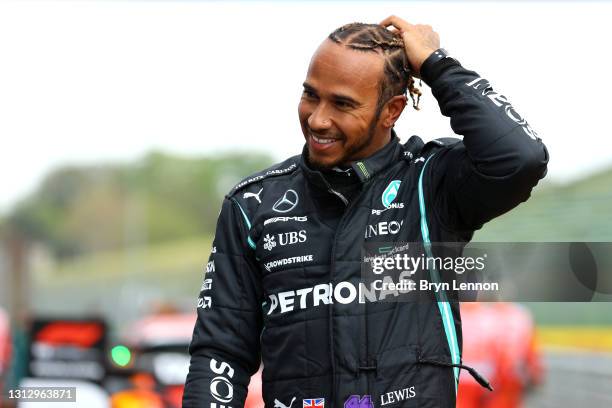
[380,15,441,77]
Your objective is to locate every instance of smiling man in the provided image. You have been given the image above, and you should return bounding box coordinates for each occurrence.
[183,16,548,408]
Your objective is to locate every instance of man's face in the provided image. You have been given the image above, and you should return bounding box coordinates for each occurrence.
[298,40,387,169]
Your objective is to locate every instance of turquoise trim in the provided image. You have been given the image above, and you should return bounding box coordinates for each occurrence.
[231,198,256,250]
[418,155,461,393]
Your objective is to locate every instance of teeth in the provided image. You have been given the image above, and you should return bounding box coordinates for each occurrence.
[312,135,335,144]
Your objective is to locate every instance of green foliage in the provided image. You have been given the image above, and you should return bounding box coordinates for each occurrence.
[8,150,272,257]
[475,169,612,242]
[8,148,612,259]
[474,170,612,326]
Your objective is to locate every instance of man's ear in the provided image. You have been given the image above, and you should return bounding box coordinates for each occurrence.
[382,95,407,128]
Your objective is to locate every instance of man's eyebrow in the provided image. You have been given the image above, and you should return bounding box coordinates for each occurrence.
[302,82,360,106]
[302,82,316,93]
[331,93,360,106]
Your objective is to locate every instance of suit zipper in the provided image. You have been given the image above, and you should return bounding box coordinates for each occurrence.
[322,176,370,404]
[327,188,349,206]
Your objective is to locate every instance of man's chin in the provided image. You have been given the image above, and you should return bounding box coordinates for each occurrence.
[307,150,343,170]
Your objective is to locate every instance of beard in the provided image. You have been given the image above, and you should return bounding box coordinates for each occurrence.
[306,112,380,170]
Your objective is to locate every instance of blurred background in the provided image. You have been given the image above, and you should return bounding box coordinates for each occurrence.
[1,1,611,407]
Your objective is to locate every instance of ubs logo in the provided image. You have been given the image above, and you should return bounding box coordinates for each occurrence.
[263,230,307,252]
[273,190,299,213]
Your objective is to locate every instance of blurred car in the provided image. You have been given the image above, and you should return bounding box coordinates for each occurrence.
[15,317,110,407]
[108,312,263,408]
[17,378,109,408]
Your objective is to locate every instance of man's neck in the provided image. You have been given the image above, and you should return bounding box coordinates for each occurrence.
[339,130,394,168]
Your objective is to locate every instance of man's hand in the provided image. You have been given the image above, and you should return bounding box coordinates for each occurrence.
[380,15,440,77]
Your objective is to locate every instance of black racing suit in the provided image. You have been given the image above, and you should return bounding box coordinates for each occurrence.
[182,52,549,408]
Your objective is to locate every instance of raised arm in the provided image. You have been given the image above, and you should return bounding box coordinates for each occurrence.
[382,15,548,230]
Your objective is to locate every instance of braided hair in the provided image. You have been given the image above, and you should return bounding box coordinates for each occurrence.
[328,23,422,114]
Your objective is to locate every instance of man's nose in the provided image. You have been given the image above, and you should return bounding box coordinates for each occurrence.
[307,103,332,132]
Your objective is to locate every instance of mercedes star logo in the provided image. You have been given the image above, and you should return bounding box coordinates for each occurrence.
[272,189,299,213]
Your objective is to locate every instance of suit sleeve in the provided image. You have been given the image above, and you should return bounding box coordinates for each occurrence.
[183,197,263,407]
[421,56,549,231]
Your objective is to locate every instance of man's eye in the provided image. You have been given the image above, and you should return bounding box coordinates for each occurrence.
[335,100,353,109]
[302,90,317,98]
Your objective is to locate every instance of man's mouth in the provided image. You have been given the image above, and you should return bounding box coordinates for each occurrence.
[311,134,337,145]
[306,129,343,157]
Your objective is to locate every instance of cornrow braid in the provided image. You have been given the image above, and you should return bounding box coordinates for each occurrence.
[328,22,422,113]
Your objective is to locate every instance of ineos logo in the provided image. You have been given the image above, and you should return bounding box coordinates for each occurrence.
[272,189,299,213]
[365,220,404,239]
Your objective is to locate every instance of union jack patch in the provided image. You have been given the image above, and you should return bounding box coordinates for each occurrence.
[303,398,324,408]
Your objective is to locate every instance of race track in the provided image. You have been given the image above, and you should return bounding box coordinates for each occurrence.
[526,350,612,407]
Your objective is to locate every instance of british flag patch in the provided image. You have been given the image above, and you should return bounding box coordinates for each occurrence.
[303,398,325,408]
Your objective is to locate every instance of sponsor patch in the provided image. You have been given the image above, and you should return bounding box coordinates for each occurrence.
[380,386,416,406]
[381,180,401,208]
[365,220,404,239]
[274,397,297,408]
[264,216,308,226]
[371,202,404,215]
[273,189,299,213]
[265,254,314,272]
[263,231,307,252]
[243,187,263,203]
[201,278,212,291]
[233,164,297,191]
[344,395,373,408]
[197,296,211,309]
[465,77,538,140]
[209,359,235,406]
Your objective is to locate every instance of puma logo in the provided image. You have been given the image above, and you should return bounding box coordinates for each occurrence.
[243,188,263,204]
[274,397,296,408]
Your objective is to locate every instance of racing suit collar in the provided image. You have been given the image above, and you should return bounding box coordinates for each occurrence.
[349,132,403,182]
[300,131,403,189]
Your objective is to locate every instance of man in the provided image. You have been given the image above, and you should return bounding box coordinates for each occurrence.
[183,15,548,408]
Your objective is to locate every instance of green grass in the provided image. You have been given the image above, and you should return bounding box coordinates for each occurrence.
[39,235,213,287]
[474,169,612,242]
[31,165,612,327]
